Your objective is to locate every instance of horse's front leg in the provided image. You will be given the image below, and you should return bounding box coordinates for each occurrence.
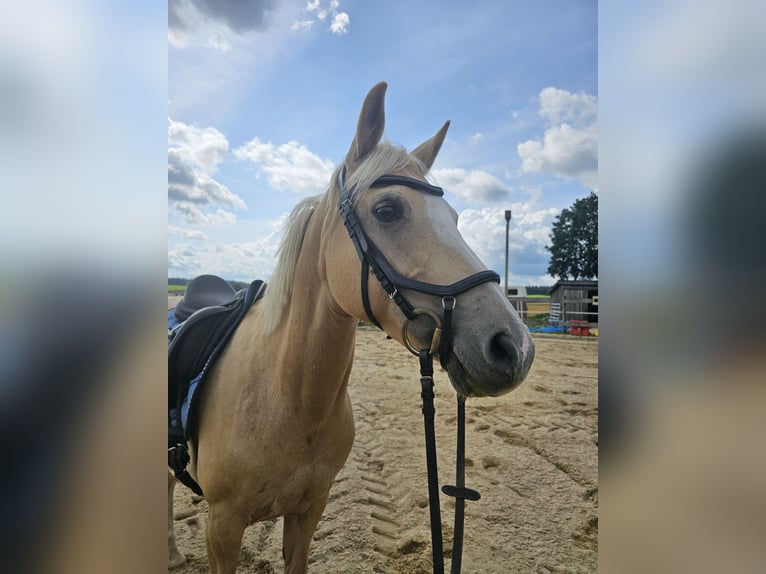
[205,499,248,574]
[168,472,187,569]
[282,493,329,574]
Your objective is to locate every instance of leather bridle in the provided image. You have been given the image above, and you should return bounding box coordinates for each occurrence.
[337,165,500,573]
[337,166,500,367]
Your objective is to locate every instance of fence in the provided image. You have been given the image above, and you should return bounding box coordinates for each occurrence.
[507,297,527,321]
[548,301,598,327]
[511,297,599,334]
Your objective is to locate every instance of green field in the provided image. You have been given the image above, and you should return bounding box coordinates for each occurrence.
[168,285,186,294]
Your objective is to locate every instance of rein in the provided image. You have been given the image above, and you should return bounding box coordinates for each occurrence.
[337,166,497,572]
[417,341,481,574]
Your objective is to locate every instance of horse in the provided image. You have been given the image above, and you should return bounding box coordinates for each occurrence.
[168,81,535,573]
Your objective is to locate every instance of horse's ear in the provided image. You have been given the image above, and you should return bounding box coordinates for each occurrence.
[347,82,387,165]
[411,120,450,170]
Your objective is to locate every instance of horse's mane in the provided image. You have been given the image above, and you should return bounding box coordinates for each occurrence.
[259,194,322,334]
[259,142,428,333]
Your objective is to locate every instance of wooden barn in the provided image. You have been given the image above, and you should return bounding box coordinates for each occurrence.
[548,280,598,330]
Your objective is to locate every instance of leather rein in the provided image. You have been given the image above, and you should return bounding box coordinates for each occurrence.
[337,166,499,573]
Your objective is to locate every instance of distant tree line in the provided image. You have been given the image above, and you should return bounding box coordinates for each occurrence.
[168,277,250,291]
[526,285,553,296]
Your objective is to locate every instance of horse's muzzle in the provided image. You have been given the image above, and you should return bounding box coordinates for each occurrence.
[447,327,535,397]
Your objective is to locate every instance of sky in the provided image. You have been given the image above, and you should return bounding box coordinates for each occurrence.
[168,0,597,285]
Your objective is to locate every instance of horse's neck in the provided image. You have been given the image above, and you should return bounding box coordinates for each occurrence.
[245,203,357,420]
[276,274,358,416]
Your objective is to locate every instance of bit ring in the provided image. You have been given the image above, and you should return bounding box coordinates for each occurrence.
[402,308,442,356]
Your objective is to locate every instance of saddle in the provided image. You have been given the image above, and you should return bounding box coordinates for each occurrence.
[168,274,266,494]
[173,273,240,321]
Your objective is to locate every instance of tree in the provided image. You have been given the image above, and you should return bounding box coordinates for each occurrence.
[546,191,598,280]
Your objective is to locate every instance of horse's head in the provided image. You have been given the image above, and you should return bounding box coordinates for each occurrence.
[325,82,534,397]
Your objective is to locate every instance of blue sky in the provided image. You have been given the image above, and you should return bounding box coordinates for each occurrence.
[168,0,597,284]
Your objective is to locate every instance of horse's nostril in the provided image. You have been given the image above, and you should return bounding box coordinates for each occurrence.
[488,332,518,372]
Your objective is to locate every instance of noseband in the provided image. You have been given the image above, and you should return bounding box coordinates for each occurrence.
[338,166,500,573]
[337,166,500,366]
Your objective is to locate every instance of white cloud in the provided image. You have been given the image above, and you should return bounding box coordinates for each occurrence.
[432,168,513,203]
[168,118,229,173]
[234,138,335,192]
[468,132,484,145]
[168,222,284,280]
[538,87,597,126]
[290,19,314,32]
[168,225,208,240]
[171,202,209,225]
[517,87,598,189]
[457,201,560,283]
[330,12,350,34]
[168,118,246,223]
[292,1,349,35]
[168,149,246,209]
[518,123,598,189]
[171,203,238,225]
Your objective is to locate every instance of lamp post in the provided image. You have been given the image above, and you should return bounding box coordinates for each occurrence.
[504,209,512,297]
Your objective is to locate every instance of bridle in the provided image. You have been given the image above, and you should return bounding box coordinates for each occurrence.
[337,166,500,368]
[337,165,500,573]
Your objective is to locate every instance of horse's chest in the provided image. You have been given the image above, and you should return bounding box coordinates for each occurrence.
[251,421,354,519]
[276,418,354,478]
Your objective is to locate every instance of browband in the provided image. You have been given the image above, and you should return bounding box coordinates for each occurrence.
[337,167,444,199]
[370,175,444,196]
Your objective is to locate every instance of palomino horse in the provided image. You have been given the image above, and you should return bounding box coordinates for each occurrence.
[168,82,535,573]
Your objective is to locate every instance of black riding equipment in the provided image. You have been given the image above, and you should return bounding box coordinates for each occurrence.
[168,275,266,495]
[338,166,499,368]
[337,166,499,574]
[173,273,240,321]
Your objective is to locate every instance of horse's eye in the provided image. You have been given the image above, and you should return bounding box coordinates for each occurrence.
[373,201,402,223]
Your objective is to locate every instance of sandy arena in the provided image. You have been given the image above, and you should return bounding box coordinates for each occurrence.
[168,310,597,573]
